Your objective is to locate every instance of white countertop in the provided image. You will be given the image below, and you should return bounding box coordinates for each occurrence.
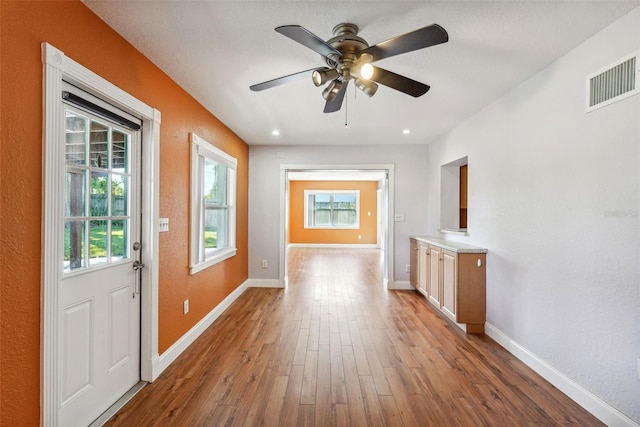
[412,236,488,254]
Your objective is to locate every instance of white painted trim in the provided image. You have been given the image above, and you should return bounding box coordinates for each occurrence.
[140,108,161,382]
[288,243,379,249]
[189,133,238,276]
[392,280,415,290]
[246,279,283,288]
[485,323,640,427]
[153,281,249,376]
[41,42,161,425]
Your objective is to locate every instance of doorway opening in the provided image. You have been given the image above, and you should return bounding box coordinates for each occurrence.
[279,165,395,290]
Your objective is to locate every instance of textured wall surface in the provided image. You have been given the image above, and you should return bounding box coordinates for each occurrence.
[425,8,640,422]
[0,2,248,424]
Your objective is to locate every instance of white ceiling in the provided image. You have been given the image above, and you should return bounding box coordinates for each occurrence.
[83,1,639,146]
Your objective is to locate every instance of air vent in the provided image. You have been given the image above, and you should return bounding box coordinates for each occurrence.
[586,52,639,112]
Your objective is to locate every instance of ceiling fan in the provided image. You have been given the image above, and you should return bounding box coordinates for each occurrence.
[250,22,449,113]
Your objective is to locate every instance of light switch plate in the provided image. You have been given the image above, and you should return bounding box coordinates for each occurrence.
[394,213,406,222]
[159,218,169,232]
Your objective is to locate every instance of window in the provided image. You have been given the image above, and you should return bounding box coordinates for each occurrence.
[304,190,360,229]
[190,133,237,274]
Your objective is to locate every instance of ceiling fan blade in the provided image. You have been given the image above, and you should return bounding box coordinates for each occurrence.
[324,80,349,113]
[370,66,430,97]
[276,25,343,59]
[360,24,448,62]
[250,67,330,91]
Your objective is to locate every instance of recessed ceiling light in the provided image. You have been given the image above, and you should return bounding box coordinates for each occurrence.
[402,129,411,135]
[271,130,280,136]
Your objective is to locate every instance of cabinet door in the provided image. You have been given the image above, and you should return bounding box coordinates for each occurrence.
[418,244,428,295]
[428,245,441,307]
[442,250,457,320]
[409,239,418,287]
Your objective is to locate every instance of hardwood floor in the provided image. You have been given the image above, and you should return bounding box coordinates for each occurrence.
[105,248,603,426]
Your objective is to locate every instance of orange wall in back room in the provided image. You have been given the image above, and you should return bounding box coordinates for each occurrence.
[289,181,379,244]
[0,2,248,424]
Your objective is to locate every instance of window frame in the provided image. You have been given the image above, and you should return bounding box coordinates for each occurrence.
[303,189,360,229]
[190,133,237,274]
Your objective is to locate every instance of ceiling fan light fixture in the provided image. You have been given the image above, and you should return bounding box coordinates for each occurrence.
[312,69,339,87]
[360,63,374,80]
[354,78,378,98]
[322,79,343,101]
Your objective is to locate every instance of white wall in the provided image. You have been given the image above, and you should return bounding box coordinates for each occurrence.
[427,7,640,423]
[248,144,429,282]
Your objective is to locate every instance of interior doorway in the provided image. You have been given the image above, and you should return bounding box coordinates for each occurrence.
[279,165,395,289]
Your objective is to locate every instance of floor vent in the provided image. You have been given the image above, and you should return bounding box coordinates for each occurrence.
[586,52,638,112]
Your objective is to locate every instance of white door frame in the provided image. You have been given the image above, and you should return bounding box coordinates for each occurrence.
[42,43,161,425]
[279,164,395,289]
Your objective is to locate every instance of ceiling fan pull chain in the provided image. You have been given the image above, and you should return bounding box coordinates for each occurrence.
[345,90,348,128]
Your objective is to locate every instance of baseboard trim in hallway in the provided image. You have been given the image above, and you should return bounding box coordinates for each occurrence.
[154,280,249,377]
[485,322,639,427]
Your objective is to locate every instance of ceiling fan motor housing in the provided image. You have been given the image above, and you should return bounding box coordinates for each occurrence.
[325,23,369,79]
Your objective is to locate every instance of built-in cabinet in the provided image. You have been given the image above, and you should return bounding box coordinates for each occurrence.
[410,237,487,333]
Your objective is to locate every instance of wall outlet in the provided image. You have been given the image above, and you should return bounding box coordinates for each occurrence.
[183,299,189,315]
[394,213,406,222]
[405,264,411,273]
[261,259,268,269]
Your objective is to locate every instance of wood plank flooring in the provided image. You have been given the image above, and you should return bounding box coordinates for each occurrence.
[105,248,603,426]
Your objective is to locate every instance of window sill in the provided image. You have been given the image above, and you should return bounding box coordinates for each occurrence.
[439,228,468,236]
[190,247,237,275]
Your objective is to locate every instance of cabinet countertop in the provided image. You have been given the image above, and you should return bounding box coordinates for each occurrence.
[412,236,488,254]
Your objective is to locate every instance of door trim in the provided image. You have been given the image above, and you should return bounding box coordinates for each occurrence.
[42,42,161,425]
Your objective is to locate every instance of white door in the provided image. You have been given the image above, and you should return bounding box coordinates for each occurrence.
[58,105,141,426]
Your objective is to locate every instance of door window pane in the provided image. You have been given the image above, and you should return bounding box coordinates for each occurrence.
[89,220,108,266]
[111,219,126,260]
[65,112,86,165]
[90,121,109,169]
[112,131,128,172]
[65,220,85,270]
[65,168,86,217]
[90,171,109,217]
[112,174,127,217]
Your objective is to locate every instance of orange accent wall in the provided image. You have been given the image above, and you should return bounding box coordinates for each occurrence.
[0,2,248,424]
[289,181,378,244]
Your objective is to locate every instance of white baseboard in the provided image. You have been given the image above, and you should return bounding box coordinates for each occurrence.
[392,280,415,290]
[246,278,283,288]
[287,243,379,249]
[152,280,249,378]
[485,323,639,427]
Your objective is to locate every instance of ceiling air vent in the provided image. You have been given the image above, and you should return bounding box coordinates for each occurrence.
[586,52,639,112]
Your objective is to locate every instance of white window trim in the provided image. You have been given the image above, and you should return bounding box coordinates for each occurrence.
[190,133,237,274]
[303,189,360,229]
